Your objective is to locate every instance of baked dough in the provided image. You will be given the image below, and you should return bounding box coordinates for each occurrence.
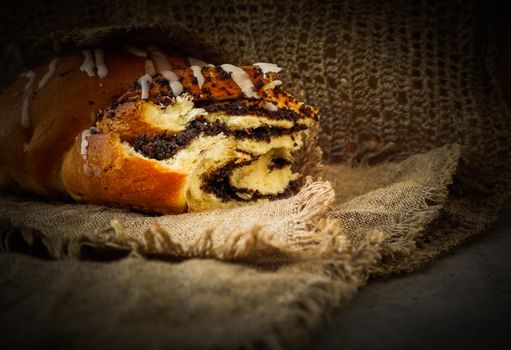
[0,46,318,213]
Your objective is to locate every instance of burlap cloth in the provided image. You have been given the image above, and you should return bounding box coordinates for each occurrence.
[0,1,510,349]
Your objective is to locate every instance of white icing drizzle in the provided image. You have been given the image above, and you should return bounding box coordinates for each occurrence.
[80,128,92,157]
[190,65,205,88]
[161,70,184,96]
[80,50,95,77]
[21,71,36,128]
[80,127,101,176]
[144,46,181,97]
[146,46,172,73]
[264,102,278,111]
[170,81,184,97]
[138,74,153,99]
[160,70,179,81]
[144,59,156,75]
[37,58,59,88]
[94,49,108,79]
[253,62,282,77]
[79,49,109,78]
[220,64,259,98]
[125,44,148,57]
[188,57,214,68]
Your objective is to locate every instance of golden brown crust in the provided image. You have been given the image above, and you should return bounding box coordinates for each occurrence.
[0,48,317,214]
[117,66,275,102]
[61,133,187,213]
[0,52,151,197]
[96,101,152,143]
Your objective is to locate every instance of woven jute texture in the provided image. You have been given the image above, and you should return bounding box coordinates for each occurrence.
[0,0,510,349]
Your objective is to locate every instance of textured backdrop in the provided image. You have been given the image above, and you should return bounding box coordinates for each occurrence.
[0,0,510,349]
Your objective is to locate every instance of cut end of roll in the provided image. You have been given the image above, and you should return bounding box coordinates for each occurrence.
[60,53,318,214]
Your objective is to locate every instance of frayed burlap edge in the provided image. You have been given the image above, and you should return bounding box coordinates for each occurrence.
[371,146,511,276]
[238,230,386,350]
[367,144,463,275]
[0,119,327,264]
[0,179,337,263]
[234,144,467,349]
[0,144,467,350]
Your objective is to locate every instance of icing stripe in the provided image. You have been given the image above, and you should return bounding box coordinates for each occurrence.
[188,57,214,68]
[126,44,148,57]
[21,71,36,128]
[145,60,156,75]
[94,49,108,79]
[220,64,259,98]
[190,65,205,88]
[138,74,153,99]
[161,70,183,96]
[37,58,59,88]
[80,50,95,77]
[80,127,101,176]
[147,46,172,73]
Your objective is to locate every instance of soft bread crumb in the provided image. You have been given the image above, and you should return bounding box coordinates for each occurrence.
[230,150,298,195]
[117,96,313,212]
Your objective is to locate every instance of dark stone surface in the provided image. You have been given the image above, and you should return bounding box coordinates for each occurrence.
[305,204,511,350]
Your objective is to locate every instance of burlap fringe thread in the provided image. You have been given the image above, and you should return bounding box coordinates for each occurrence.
[0,145,461,273]
[0,180,345,263]
[0,144,466,350]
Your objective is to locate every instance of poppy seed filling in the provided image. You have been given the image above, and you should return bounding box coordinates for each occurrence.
[132,118,307,161]
[201,159,302,202]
